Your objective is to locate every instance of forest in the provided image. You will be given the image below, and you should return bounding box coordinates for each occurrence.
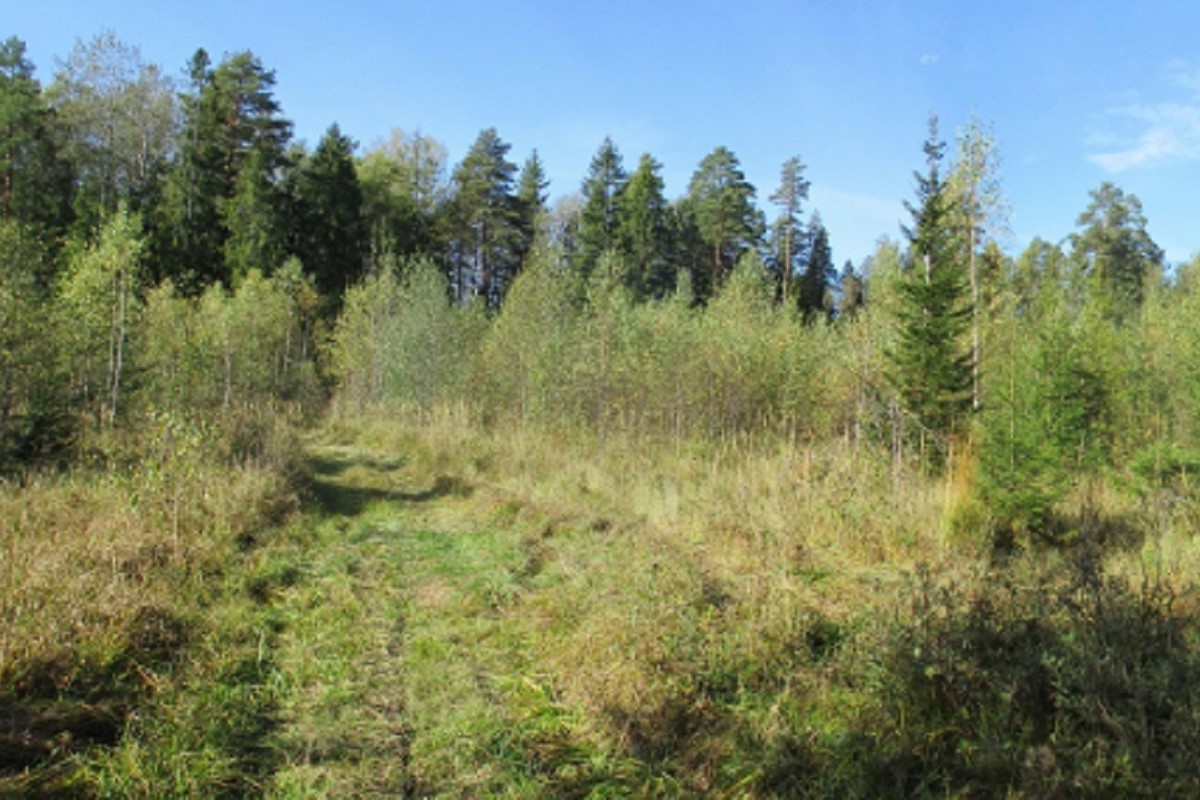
[5,31,1200,798]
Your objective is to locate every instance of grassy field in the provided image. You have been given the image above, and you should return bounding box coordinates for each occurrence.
[5,410,1200,797]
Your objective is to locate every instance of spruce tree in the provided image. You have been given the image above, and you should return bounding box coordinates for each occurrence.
[292,124,366,301]
[797,212,834,323]
[575,137,626,278]
[888,116,973,462]
[616,153,673,300]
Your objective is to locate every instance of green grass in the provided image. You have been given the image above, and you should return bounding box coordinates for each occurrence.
[9,412,1200,797]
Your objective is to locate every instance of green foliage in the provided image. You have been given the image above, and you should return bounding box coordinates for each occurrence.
[356,128,447,261]
[686,146,764,293]
[574,137,627,278]
[139,259,321,416]
[330,255,484,414]
[888,119,973,462]
[0,37,73,240]
[0,221,71,468]
[57,206,145,428]
[1070,182,1163,319]
[48,31,177,224]
[768,155,810,303]
[156,49,292,291]
[448,127,520,306]
[855,565,1200,798]
[616,153,674,299]
[291,124,367,301]
[798,212,835,322]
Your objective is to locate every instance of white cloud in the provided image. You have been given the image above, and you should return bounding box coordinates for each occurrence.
[919,53,940,66]
[1088,69,1200,172]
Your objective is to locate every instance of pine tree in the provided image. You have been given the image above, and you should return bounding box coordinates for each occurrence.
[156,49,292,291]
[686,146,763,291]
[768,156,810,303]
[888,116,973,462]
[448,128,519,305]
[0,37,73,243]
[1070,182,1163,319]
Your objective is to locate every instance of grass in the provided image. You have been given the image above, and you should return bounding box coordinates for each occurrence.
[7,406,1200,796]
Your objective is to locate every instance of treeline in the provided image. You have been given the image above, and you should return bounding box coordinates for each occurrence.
[0,32,846,310]
[5,31,1199,552]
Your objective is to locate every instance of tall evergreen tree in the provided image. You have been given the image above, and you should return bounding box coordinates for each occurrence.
[0,37,72,243]
[514,149,549,266]
[686,146,763,290]
[157,49,291,290]
[1069,181,1163,319]
[448,127,519,305]
[768,156,810,303]
[575,137,627,278]
[292,124,366,300]
[616,153,673,299]
[888,116,973,462]
[797,212,835,322]
[222,144,285,285]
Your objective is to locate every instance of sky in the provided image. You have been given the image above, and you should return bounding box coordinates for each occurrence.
[8,0,1200,266]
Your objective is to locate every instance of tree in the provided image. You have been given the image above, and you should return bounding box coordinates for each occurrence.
[292,124,366,300]
[575,137,627,278]
[946,118,1007,409]
[1069,181,1163,318]
[58,206,144,428]
[48,31,177,225]
[768,156,810,303]
[222,144,285,285]
[616,153,673,299]
[888,116,973,463]
[0,221,69,467]
[448,127,519,305]
[514,149,549,266]
[686,146,763,290]
[156,49,292,290]
[798,212,835,322]
[0,37,72,241]
[838,260,865,318]
[357,128,448,260]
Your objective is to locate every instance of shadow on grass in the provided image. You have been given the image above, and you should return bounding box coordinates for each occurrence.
[305,449,470,517]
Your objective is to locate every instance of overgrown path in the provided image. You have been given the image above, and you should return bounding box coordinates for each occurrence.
[263,442,585,796]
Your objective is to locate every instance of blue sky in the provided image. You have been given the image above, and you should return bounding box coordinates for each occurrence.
[9,0,1200,266]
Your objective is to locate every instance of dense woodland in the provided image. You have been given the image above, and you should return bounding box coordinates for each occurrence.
[6,31,1200,796]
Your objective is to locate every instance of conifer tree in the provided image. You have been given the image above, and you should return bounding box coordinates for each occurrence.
[575,137,627,278]
[448,127,519,305]
[768,156,810,303]
[0,37,73,243]
[797,212,834,322]
[888,116,973,462]
[157,49,291,291]
[292,124,366,300]
[686,146,763,290]
[1069,182,1163,320]
[616,153,673,299]
[514,149,549,266]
